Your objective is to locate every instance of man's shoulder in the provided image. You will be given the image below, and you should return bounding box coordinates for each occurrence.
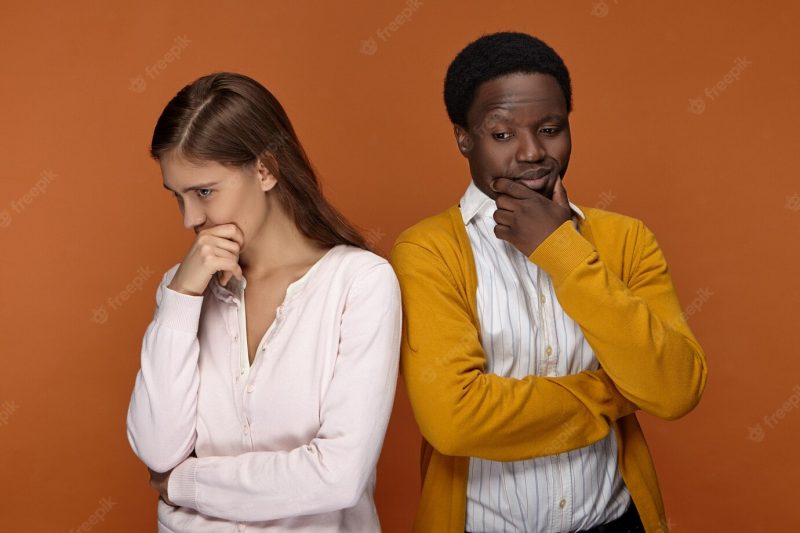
[577,205,647,237]
[393,205,461,250]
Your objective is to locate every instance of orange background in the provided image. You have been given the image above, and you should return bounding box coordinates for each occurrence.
[1,1,798,531]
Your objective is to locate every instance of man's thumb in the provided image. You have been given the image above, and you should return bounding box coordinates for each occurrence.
[552,175,569,208]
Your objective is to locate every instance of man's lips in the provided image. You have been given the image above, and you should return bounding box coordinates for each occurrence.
[504,169,555,191]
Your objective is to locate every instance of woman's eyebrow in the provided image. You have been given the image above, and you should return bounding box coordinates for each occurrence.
[162,181,219,193]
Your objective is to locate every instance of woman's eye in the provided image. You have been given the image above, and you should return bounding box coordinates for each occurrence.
[197,189,213,199]
[492,132,513,141]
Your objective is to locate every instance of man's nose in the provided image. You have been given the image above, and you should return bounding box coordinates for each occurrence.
[515,131,546,163]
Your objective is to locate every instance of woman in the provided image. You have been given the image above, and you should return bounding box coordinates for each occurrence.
[126,72,401,532]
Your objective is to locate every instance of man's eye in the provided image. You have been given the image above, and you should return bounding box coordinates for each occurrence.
[492,132,513,141]
[196,189,213,199]
[540,127,561,136]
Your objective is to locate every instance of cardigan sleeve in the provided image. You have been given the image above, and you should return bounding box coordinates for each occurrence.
[390,240,638,462]
[166,262,402,522]
[126,265,203,473]
[529,219,708,420]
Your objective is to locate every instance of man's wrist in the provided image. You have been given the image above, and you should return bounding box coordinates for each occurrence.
[528,220,595,286]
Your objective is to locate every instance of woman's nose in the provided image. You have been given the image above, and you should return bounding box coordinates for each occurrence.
[182,204,205,230]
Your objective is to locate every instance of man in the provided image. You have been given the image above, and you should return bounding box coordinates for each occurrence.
[390,32,708,533]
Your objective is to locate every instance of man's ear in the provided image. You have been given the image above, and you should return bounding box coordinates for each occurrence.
[454,124,473,157]
[256,152,279,192]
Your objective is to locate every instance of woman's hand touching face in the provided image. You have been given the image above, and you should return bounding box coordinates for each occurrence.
[168,223,245,296]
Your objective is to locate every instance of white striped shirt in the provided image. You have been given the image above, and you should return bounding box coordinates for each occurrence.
[460,181,631,533]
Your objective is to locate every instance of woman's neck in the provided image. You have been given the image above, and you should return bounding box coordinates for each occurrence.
[238,196,329,282]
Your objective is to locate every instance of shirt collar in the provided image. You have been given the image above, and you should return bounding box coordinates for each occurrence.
[458,180,586,225]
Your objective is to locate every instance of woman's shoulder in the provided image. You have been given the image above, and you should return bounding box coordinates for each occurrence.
[324,245,397,285]
[327,244,388,267]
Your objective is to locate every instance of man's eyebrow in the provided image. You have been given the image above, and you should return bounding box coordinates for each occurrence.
[536,112,567,123]
[162,181,219,193]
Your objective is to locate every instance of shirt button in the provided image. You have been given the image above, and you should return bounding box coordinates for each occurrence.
[243,425,249,435]
[540,293,546,304]
[545,345,553,356]
[559,498,567,509]
[246,384,255,393]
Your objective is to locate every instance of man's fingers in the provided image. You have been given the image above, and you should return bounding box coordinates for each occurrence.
[493,223,512,242]
[551,175,570,209]
[495,194,516,212]
[493,208,514,227]
[491,177,536,199]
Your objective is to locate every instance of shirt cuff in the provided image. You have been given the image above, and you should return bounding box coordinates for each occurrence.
[167,457,199,509]
[155,287,204,333]
[528,219,596,286]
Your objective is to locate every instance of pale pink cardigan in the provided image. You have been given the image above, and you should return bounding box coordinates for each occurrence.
[126,245,402,532]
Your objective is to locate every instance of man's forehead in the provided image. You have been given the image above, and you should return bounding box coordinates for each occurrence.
[470,75,566,119]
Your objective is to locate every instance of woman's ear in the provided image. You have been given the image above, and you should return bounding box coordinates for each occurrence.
[256,153,279,192]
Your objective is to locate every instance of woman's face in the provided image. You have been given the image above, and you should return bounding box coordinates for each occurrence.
[160,151,277,248]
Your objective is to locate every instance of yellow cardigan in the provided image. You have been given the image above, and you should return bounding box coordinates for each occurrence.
[389,204,708,533]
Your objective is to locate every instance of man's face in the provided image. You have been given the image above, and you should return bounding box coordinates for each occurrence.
[454,72,572,201]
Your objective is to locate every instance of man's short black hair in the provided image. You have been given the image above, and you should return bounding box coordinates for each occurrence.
[444,31,573,128]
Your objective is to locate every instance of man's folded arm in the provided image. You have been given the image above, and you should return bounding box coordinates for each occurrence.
[391,240,637,462]
[529,219,709,420]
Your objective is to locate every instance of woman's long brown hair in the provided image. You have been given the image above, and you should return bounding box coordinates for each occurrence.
[150,72,369,251]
